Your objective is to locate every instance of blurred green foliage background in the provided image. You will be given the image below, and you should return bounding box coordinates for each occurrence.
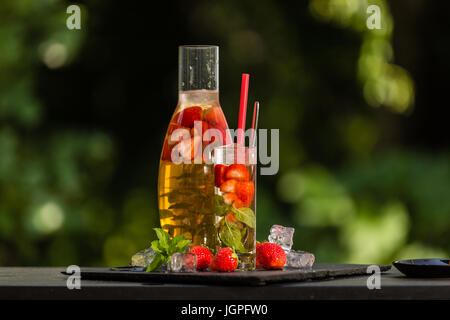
[1,0,449,267]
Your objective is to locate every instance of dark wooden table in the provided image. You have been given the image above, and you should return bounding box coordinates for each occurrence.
[0,267,449,300]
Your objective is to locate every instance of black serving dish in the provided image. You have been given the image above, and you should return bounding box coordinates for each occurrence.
[63,263,391,286]
[393,259,450,278]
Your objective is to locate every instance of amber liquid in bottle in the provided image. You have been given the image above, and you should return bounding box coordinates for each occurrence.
[158,46,229,251]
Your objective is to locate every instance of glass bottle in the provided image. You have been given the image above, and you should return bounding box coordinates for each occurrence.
[158,46,230,251]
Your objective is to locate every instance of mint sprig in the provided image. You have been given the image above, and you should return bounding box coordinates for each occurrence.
[146,228,191,272]
[215,195,255,228]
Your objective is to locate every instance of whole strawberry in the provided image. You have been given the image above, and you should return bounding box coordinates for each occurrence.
[189,246,212,270]
[257,243,286,270]
[211,247,238,272]
[255,241,265,268]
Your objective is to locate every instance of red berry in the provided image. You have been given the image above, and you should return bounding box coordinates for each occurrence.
[213,127,231,145]
[161,139,172,162]
[189,246,212,270]
[203,107,232,144]
[171,136,201,162]
[204,107,228,131]
[220,179,238,193]
[225,164,250,182]
[211,247,238,272]
[236,181,254,206]
[167,123,190,146]
[222,192,244,208]
[214,164,227,187]
[257,243,286,270]
[173,106,203,128]
[255,242,264,268]
[191,121,210,138]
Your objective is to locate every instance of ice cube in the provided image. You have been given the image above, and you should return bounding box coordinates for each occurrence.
[285,250,315,269]
[131,248,157,267]
[268,224,295,251]
[168,253,197,272]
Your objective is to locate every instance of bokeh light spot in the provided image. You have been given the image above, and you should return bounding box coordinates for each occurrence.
[341,202,410,263]
[32,202,65,234]
[42,42,67,69]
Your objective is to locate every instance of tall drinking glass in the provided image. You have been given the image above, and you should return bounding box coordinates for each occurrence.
[213,145,257,270]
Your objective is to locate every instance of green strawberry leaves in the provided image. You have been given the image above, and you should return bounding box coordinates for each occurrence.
[146,228,191,272]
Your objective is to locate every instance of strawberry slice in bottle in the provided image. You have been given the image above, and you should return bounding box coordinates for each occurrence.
[173,106,203,128]
[204,106,227,130]
[214,164,227,187]
[171,135,202,162]
[161,139,172,161]
[204,107,232,144]
[167,123,190,147]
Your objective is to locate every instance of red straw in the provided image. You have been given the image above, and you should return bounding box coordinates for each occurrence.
[237,74,250,146]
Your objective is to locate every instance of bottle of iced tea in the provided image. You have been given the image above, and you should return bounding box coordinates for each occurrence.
[158,46,230,251]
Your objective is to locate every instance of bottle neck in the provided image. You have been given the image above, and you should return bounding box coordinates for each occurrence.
[178,46,219,92]
[178,90,219,105]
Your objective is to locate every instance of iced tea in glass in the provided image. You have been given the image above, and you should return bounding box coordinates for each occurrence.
[213,145,257,270]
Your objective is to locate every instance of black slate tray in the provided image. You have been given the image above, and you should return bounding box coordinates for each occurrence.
[73,263,391,286]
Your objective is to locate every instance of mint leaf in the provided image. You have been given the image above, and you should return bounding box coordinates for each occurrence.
[168,202,191,210]
[153,228,170,250]
[172,234,188,244]
[231,207,255,228]
[151,240,164,253]
[174,239,191,252]
[215,195,231,216]
[158,209,173,219]
[220,221,247,253]
[146,253,164,272]
[169,234,191,255]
